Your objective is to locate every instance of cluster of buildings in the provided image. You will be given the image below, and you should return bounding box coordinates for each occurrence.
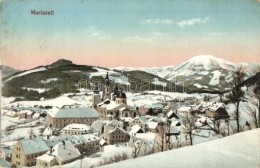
[11,134,100,167]
[0,72,231,167]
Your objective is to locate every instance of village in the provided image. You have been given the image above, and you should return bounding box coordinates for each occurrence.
[0,71,244,168]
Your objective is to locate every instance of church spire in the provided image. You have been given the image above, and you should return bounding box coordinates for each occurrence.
[105,71,110,85]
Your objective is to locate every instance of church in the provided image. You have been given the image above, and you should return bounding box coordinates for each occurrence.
[92,72,138,121]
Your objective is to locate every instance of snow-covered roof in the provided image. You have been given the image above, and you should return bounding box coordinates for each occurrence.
[146,122,158,130]
[36,153,55,162]
[74,134,101,143]
[62,124,90,131]
[43,127,53,136]
[129,125,142,135]
[207,103,225,112]
[47,142,81,163]
[19,138,49,155]
[100,139,107,146]
[19,110,33,115]
[48,107,99,118]
[120,117,133,122]
[130,116,149,124]
[178,106,192,112]
[91,120,104,130]
[108,127,126,134]
[1,146,13,155]
[106,120,123,127]
[32,112,40,118]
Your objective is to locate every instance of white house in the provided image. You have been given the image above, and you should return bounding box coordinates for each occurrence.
[62,123,91,135]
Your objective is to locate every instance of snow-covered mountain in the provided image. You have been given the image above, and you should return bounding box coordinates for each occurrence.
[168,55,235,77]
[134,55,259,93]
[113,66,175,79]
[115,55,259,93]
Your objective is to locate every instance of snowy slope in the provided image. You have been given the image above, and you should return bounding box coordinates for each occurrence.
[102,129,260,168]
[5,67,47,82]
[113,66,175,78]
[167,55,236,80]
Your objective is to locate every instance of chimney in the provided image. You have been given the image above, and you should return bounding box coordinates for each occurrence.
[49,146,53,155]
[62,140,65,149]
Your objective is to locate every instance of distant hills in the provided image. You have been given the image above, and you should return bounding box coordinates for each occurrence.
[1,65,20,78]
[2,59,184,100]
[2,55,259,100]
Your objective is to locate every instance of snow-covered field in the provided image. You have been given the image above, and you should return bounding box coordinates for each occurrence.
[102,129,260,168]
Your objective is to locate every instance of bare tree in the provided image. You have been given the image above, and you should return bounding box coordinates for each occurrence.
[182,114,196,145]
[133,140,142,158]
[246,81,260,128]
[156,122,165,151]
[228,66,245,133]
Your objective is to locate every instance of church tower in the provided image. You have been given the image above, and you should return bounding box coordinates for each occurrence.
[92,85,101,108]
[103,72,111,100]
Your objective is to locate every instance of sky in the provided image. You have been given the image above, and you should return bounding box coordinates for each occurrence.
[0,0,260,70]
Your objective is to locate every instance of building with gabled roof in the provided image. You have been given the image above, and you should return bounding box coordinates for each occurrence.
[12,138,49,167]
[36,141,81,168]
[205,103,229,120]
[107,127,129,145]
[46,107,99,129]
[129,116,149,132]
[0,146,13,161]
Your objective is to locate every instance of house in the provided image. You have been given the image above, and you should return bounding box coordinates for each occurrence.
[146,122,158,133]
[12,138,49,167]
[205,103,229,120]
[129,116,149,132]
[103,120,123,139]
[45,134,100,156]
[107,127,129,145]
[74,134,101,155]
[177,106,193,117]
[35,153,56,168]
[36,141,81,168]
[6,111,17,118]
[129,125,144,135]
[62,123,90,135]
[46,107,99,129]
[18,110,34,119]
[91,119,105,134]
[0,146,13,161]
[42,127,53,139]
